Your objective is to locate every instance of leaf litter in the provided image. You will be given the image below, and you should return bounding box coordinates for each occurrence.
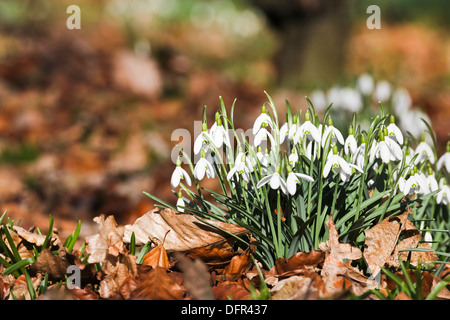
[0,208,449,300]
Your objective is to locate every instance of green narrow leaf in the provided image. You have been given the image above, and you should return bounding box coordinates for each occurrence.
[130,232,136,256]
[136,242,151,264]
[41,214,54,250]
[66,220,81,252]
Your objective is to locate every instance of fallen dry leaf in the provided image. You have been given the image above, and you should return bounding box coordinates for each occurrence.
[270,273,323,300]
[123,208,249,252]
[10,273,42,300]
[386,218,439,268]
[212,281,251,300]
[99,253,138,299]
[142,239,170,269]
[175,252,215,300]
[131,267,185,300]
[85,214,125,264]
[320,215,363,295]
[363,212,409,277]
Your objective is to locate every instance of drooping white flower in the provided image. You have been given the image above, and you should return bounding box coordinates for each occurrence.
[369,131,402,164]
[344,126,358,156]
[294,111,321,145]
[436,178,450,205]
[424,231,433,243]
[403,168,428,196]
[285,165,314,196]
[227,154,252,183]
[288,148,299,167]
[310,90,327,111]
[374,80,391,102]
[322,117,344,147]
[324,146,362,182]
[194,122,213,155]
[194,152,215,180]
[340,88,362,112]
[171,157,192,188]
[256,147,270,168]
[414,136,435,164]
[386,115,404,145]
[176,191,185,212]
[392,88,412,115]
[357,73,374,95]
[437,142,450,172]
[256,165,287,195]
[254,123,275,148]
[252,105,274,135]
[353,136,366,169]
[210,114,230,149]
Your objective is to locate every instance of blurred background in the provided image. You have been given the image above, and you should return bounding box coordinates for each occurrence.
[0,0,448,238]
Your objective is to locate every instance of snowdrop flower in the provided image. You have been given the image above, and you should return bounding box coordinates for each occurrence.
[437,142,450,172]
[227,154,252,183]
[424,168,438,193]
[436,178,450,205]
[288,148,299,167]
[357,73,374,95]
[414,135,435,164]
[370,130,402,164]
[176,191,185,212]
[194,122,213,155]
[353,136,366,169]
[285,164,314,196]
[386,115,404,145]
[310,90,327,111]
[210,113,230,149]
[374,80,391,102]
[171,157,192,188]
[424,231,433,243]
[324,146,362,182]
[340,88,362,112]
[322,117,344,147]
[254,123,275,148]
[253,105,274,135]
[392,88,412,115]
[280,114,299,144]
[256,164,287,195]
[294,111,321,144]
[194,151,215,180]
[344,126,358,156]
[403,167,428,196]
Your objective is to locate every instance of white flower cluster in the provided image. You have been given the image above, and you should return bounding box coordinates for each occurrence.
[170,95,450,212]
[309,74,431,138]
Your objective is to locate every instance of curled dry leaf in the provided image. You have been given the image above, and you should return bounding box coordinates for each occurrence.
[185,247,236,270]
[321,216,362,295]
[123,208,249,252]
[99,253,138,299]
[142,239,170,269]
[10,273,42,300]
[85,214,125,264]
[269,251,325,276]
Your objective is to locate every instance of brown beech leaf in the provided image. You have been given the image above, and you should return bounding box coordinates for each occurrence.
[175,253,215,300]
[320,216,362,295]
[85,214,125,264]
[212,281,251,300]
[99,253,138,299]
[270,272,323,300]
[142,240,169,269]
[0,274,14,300]
[222,250,253,276]
[123,208,249,252]
[29,248,70,280]
[185,247,236,270]
[386,219,439,267]
[269,250,325,276]
[363,212,409,277]
[10,274,42,300]
[131,267,185,300]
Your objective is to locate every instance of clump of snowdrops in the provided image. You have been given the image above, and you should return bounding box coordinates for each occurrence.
[148,92,449,269]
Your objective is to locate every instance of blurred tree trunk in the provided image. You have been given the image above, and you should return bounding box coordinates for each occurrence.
[251,0,351,89]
